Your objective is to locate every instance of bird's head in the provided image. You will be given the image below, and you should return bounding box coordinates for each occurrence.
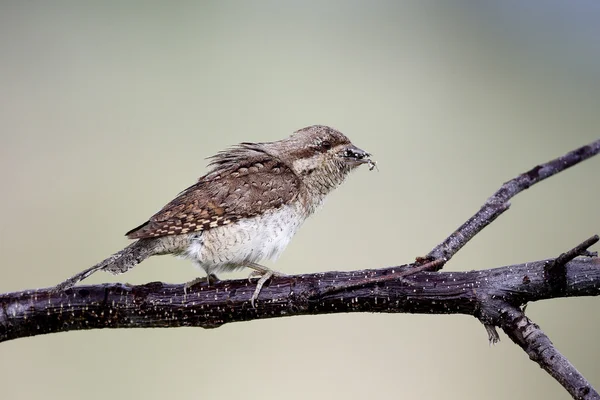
[265,125,374,193]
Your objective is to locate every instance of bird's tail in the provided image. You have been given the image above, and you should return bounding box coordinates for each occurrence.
[51,239,156,292]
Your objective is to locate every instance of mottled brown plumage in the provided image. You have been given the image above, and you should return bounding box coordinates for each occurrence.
[126,155,300,239]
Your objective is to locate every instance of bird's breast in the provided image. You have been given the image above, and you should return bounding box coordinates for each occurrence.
[186,202,308,272]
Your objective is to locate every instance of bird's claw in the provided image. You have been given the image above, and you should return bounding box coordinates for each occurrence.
[248,269,287,308]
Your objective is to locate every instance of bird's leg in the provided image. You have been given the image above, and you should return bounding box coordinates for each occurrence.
[246,263,287,308]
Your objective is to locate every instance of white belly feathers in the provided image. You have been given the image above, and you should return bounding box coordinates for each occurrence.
[184,202,306,275]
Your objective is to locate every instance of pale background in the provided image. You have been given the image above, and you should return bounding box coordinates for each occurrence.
[1,1,599,399]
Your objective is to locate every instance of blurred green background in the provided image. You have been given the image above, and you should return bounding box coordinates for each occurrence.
[1,1,599,399]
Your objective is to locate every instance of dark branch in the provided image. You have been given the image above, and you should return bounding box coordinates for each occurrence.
[426,139,600,268]
[1,256,599,342]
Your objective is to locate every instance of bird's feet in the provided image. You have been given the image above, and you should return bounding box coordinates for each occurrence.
[184,273,219,296]
[247,263,287,308]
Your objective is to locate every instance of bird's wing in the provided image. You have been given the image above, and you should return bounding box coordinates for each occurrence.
[125,155,301,239]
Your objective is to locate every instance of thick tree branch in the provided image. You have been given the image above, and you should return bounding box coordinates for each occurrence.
[1,138,600,399]
[1,256,599,338]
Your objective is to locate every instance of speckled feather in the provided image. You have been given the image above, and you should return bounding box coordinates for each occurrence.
[125,145,301,239]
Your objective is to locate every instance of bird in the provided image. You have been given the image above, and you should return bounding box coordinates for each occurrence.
[52,125,375,306]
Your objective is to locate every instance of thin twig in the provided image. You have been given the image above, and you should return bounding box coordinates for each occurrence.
[545,235,599,293]
[546,235,599,275]
[426,139,600,268]
[312,259,445,299]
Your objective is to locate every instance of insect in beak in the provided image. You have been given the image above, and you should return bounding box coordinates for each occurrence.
[367,159,378,171]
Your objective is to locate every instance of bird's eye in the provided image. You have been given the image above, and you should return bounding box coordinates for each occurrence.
[321,140,332,150]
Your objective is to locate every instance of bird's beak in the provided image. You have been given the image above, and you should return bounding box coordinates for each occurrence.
[342,145,373,166]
